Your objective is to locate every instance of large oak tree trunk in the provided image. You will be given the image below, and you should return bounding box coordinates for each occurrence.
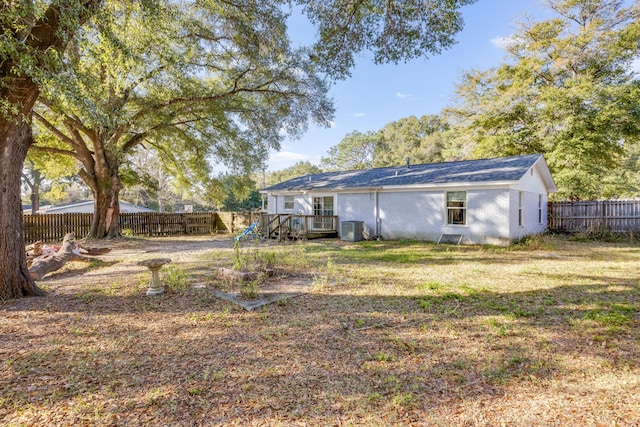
[0,112,46,300]
[90,185,121,238]
[0,1,99,300]
[82,150,122,238]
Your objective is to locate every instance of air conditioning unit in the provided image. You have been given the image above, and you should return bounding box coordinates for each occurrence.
[341,221,364,242]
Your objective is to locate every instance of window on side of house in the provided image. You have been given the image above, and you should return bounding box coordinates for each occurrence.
[446,191,466,225]
[518,191,524,227]
[284,195,294,210]
[538,194,543,224]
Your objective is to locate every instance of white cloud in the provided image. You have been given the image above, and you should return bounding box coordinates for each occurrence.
[269,151,309,163]
[396,91,412,99]
[490,35,517,50]
[353,112,365,117]
[267,151,319,171]
[630,58,640,74]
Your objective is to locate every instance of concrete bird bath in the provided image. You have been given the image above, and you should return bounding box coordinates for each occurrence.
[137,258,172,296]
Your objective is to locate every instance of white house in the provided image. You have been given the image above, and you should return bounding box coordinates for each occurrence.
[261,154,557,245]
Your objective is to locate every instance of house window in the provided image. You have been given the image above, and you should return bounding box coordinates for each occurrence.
[538,194,543,224]
[446,191,466,225]
[284,195,294,210]
[313,196,334,229]
[518,191,524,227]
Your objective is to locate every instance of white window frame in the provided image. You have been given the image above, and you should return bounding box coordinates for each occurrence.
[312,196,334,230]
[313,196,334,216]
[538,194,543,224]
[284,195,294,211]
[446,191,466,225]
[518,191,524,227]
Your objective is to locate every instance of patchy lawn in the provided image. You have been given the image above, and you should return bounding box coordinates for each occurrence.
[1,234,639,426]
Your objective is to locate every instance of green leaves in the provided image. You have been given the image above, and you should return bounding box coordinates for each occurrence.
[34,1,336,195]
[375,115,448,166]
[448,0,640,200]
[298,0,477,79]
[320,131,379,171]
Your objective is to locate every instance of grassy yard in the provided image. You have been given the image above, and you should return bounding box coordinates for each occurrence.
[1,234,639,426]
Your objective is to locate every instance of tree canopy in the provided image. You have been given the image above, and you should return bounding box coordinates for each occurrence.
[29,0,482,237]
[446,0,640,199]
[374,115,448,167]
[319,115,448,171]
[320,131,379,171]
[32,1,333,237]
[301,0,476,79]
[266,161,323,185]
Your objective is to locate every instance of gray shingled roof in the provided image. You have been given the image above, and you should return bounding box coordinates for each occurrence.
[264,154,548,192]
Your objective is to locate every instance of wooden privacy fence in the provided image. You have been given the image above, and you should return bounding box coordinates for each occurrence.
[548,200,640,232]
[23,211,259,243]
[23,213,93,243]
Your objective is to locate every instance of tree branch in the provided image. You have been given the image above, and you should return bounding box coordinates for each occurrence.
[38,97,96,141]
[114,81,305,141]
[32,111,75,146]
[29,144,82,160]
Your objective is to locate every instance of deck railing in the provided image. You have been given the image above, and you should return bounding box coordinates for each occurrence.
[259,214,338,239]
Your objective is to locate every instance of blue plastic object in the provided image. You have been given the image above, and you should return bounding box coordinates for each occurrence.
[235,222,258,241]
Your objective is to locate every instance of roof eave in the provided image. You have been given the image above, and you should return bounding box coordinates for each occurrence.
[533,156,558,193]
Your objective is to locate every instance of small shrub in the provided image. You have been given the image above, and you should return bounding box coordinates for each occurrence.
[256,250,278,270]
[163,264,190,291]
[510,233,554,250]
[239,273,265,299]
[232,241,248,271]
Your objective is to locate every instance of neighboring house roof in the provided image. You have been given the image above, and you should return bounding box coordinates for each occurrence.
[263,154,557,193]
[42,200,156,214]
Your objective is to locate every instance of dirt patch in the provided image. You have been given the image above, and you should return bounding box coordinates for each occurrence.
[34,235,235,289]
[37,235,314,310]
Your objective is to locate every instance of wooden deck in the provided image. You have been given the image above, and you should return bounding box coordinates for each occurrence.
[258,214,339,241]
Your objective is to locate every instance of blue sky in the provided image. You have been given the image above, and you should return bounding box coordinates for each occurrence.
[267,0,544,171]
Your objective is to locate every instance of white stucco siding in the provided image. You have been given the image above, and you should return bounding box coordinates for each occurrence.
[267,193,310,215]
[518,165,551,193]
[464,189,510,245]
[509,163,552,240]
[266,194,278,214]
[298,194,313,214]
[377,191,442,241]
[345,189,513,243]
[335,193,376,236]
[267,184,549,245]
[509,189,548,240]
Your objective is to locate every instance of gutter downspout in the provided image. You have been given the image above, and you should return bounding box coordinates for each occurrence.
[375,189,381,240]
